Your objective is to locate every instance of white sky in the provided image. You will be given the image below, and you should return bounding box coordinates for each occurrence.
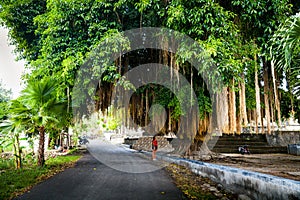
[0,26,25,99]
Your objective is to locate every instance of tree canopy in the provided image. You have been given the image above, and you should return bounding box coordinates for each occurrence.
[0,0,299,158]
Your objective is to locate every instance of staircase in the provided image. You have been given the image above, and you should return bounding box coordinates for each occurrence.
[211,134,287,154]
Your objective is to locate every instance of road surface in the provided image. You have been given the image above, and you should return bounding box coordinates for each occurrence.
[15,139,183,200]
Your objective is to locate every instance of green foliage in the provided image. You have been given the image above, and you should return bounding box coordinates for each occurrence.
[197,89,212,119]
[28,0,122,100]
[0,0,299,132]
[45,154,80,167]
[106,117,120,131]
[0,158,15,170]
[0,98,34,168]
[103,107,121,131]
[20,78,68,129]
[231,0,292,50]
[0,79,68,167]
[166,0,237,40]
[0,167,46,200]
[271,12,300,97]
[0,0,47,61]
[0,102,9,121]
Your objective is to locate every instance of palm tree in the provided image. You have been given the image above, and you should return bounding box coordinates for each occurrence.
[271,12,300,120]
[21,78,63,166]
[0,100,32,169]
[271,12,300,98]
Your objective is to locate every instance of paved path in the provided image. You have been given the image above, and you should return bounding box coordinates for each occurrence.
[16,139,183,200]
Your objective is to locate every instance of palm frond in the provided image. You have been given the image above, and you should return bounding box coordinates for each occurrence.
[0,120,15,134]
[271,13,300,70]
[271,13,300,98]
[21,78,57,108]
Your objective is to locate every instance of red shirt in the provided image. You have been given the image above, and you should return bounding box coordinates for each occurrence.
[152,139,158,146]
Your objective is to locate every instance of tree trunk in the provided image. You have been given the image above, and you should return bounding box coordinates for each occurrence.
[67,86,70,113]
[168,108,172,131]
[140,93,144,126]
[12,142,18,169]
[209,88,227,134]
[16,135,22,169]
[145,88,149,127]
[271,59,282,127]
[254,53,262,133]
[263,65,271,134]
[198,141,214,155]
[228,79,236,134]
[290,90,295,118]
[238,74,248,133]
[38,126,45,166]
[221,88,229,133]
[269,83,275,131]
[236,114,241,134]
[12,135,22,169]
[200,92,224,155]
[66,131,69,150]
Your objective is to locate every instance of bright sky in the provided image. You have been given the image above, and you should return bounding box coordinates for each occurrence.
[0,26,25,99]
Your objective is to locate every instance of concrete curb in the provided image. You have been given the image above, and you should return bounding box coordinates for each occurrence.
[148,151,300,200]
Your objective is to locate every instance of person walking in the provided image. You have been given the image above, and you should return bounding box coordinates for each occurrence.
[152,136,158,160]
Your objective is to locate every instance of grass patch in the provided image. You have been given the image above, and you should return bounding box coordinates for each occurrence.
[0,153,81,200]
[0,158,15,170]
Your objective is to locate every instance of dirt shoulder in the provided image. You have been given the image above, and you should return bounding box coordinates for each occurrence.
[165,153,300,199]
[205,153,300,181]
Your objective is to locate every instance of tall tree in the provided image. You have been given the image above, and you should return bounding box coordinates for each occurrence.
[271,12,300,99]
[21,78,65,166]
[229,0,293,131]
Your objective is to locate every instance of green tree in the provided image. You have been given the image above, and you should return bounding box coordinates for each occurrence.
[0,100,32,169]
[29,0,121,97]
[1,0,299,157]
[21,78,66,166]
[0,0,47,61]
[230,0,293,130]
[271,12,300,98]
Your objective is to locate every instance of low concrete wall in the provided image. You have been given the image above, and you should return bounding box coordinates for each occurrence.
[266,131,300,146]
[158,154,300,200]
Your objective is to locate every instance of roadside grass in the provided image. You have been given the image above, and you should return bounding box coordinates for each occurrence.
[166,164,237,200]
[0,158,15,170]
[0,152,81,200]
[166,164,217,200]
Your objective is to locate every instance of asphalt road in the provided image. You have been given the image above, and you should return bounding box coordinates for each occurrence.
[15,139,183,200]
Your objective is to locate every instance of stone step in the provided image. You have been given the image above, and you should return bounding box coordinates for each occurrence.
[213,144,268,148]
[213,146,287,154]
[210,133,286,154]
[215,141,267,146]
[216,136,267,141]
